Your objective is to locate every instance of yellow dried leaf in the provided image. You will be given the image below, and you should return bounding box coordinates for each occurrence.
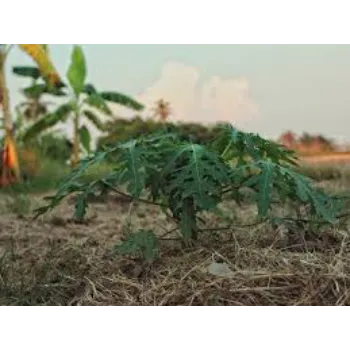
[3,133,20,179]
[18,44,61,86]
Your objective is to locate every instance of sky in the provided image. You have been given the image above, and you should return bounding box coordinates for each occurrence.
[6,44,350,143]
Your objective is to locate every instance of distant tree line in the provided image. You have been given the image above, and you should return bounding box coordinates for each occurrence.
[278,131,336,154]
[96,116,222,150]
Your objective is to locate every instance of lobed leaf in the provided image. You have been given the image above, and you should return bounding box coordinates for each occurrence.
[114,230,158,262]
[213,123,298,166]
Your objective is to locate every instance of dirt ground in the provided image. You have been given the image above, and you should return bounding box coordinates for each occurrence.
[1,191,350,306]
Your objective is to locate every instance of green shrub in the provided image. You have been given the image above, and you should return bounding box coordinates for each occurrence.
[97,117,218,151]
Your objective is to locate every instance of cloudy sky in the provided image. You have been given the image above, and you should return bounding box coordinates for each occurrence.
[6,45,350,142]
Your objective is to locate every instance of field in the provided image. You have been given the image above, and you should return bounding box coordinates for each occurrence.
[1,160,350,306]
[300,152,350,165]
[3,43,350,306]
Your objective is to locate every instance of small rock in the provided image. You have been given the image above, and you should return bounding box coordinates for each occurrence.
[207,262,235,278]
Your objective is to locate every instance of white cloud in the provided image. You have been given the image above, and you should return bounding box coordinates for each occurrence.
[136,61,259,125]
[137,61,200,121]
[200,75,258,124]
[81,61,260,147]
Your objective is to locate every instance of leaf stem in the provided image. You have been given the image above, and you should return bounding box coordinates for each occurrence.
[100,180,169,209]
[4,45,13,59]
[72,101,80,167]
[221,140,233,159]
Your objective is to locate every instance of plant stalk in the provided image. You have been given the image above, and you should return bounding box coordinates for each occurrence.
[221,140,232,159]
[0,51,13,133]
[71,103,80,167]
[0,50,21,184]
[189,199,198,240]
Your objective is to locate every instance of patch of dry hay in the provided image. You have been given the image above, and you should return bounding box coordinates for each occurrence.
[0,193,350,306]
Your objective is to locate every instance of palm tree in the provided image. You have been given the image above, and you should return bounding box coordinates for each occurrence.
[152,99,171,122]
[0,44,61,185]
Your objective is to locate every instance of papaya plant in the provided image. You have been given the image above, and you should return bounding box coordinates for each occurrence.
[0,44,62,185]
[35,124,344,260]
[22,45,144,167]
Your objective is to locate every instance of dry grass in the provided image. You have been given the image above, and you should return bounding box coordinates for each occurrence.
[1,187,350,306]
[300,152,350,164]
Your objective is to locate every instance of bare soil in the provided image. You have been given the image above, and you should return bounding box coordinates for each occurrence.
[0,192,350,306]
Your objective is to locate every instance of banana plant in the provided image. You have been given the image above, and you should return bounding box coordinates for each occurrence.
[13,47,66,122]
[0,44,62,185]
[22,45,145,167]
